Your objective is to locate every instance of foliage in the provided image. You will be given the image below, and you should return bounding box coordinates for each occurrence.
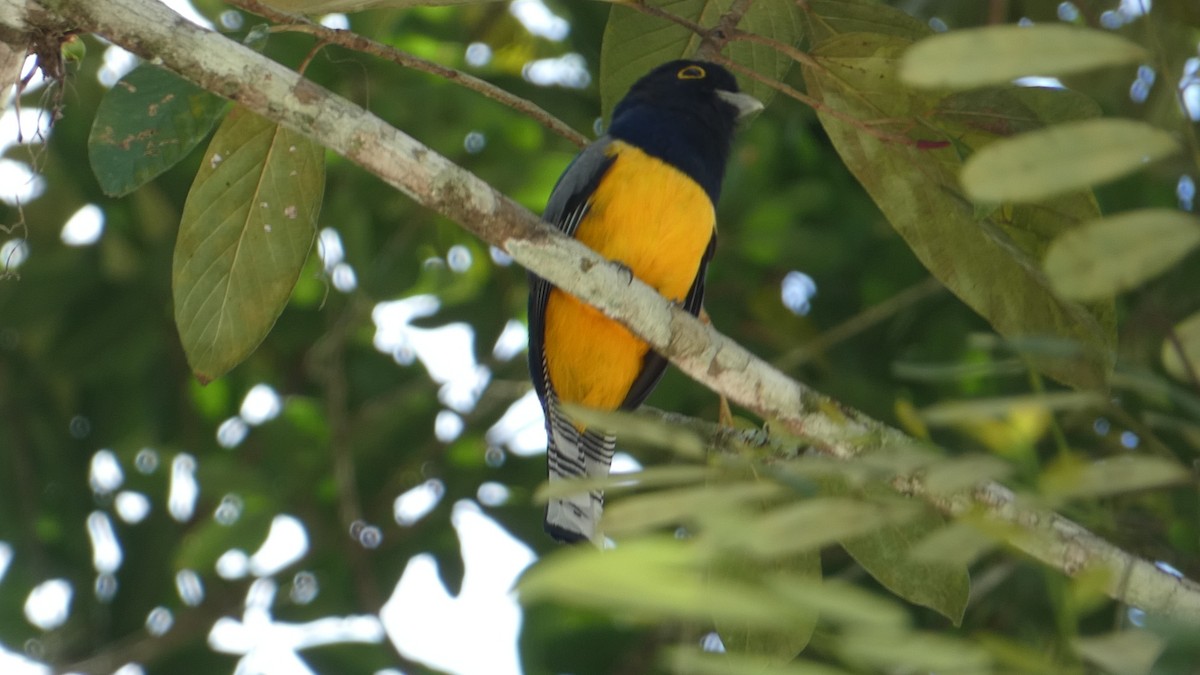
[2,0,1200,673]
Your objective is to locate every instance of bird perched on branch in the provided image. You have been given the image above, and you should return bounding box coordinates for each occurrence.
[528,59,762,543]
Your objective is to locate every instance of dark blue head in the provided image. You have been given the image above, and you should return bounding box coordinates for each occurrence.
[608,60,760,203]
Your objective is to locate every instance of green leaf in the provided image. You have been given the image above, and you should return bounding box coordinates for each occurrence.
[712,549,820,665]
[1043,210,1200,301]
[1163,311,1200,384]
[518,538,807,628]
[776,448,938,490]
[701,469,820,664]
[910,521,998,568]
[823,480,970,624]
[88,65,227,197]
[1073,630,1164,675]
[919,454,1014,496]
[841,514,970,625]
[802,33,1115,390]
[768,576,910,629]
[600,0,801,119]
[837,629,992,671]
[665,646,854,675]
[933,86,1102,139]
[534,465,716,503]
[737,497,920,559]
[563,405,708,458]
[798,0,929,44]
[976,634,1076,674]
[1039,455,1189,500]
[173,106,324,382]
[900,24,1147,90]
[961,119,1180,203]
[602,481,788,538]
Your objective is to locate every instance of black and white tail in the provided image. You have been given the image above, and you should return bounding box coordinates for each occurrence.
[543,395,616,543]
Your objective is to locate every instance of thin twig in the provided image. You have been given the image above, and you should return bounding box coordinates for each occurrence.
[720,0,755,32]
[711,53,942,148]
[305,298,422,670]
[1129,299,1200,396]
[1102,403,1178,461]
[729,27,820,69]
[0,362,49,571]
[229,0,588,148]
[1166,326,1200,394]
[987,0,1009,25]
[623,0,944,152]
[295,36,328,76]
[627,0,710,39]
[57,592,242,674]
[775,276,945,371]
[698,0,754,58]
[1026,367,1072,460]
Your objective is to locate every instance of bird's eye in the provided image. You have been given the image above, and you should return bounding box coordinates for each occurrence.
[677,65,706,80]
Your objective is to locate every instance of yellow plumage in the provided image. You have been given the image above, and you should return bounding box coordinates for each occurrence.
[542,140,715,410]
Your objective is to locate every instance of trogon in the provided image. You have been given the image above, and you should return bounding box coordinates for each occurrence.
[528,60,761,543]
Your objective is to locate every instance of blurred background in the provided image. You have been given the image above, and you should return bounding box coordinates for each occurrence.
[1,0,1199,672]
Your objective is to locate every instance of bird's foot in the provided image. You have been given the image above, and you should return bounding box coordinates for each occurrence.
[718,395,734,427]
[610,260,635,285]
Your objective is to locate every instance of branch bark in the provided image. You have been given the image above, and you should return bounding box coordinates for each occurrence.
[21,0,1200,625]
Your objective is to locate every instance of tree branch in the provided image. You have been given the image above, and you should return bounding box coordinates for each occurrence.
[24,0,1200,624]
[228,0,589,149]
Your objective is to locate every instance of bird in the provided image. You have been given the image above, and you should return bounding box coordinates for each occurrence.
[527,59,762,543]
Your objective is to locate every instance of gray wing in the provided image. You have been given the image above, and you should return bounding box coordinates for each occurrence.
[543,138,616,227]
[528,138,617,404]
[529,138,620,543]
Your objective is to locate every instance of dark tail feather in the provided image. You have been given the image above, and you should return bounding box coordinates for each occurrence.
[544,398,615,543]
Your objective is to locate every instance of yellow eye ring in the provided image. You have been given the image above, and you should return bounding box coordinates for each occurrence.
[677,65,706,80]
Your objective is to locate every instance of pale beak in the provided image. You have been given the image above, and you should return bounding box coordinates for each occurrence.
[717,89,764,121]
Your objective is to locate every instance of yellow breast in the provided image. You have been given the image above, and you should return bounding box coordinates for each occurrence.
[543,141,715,410]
